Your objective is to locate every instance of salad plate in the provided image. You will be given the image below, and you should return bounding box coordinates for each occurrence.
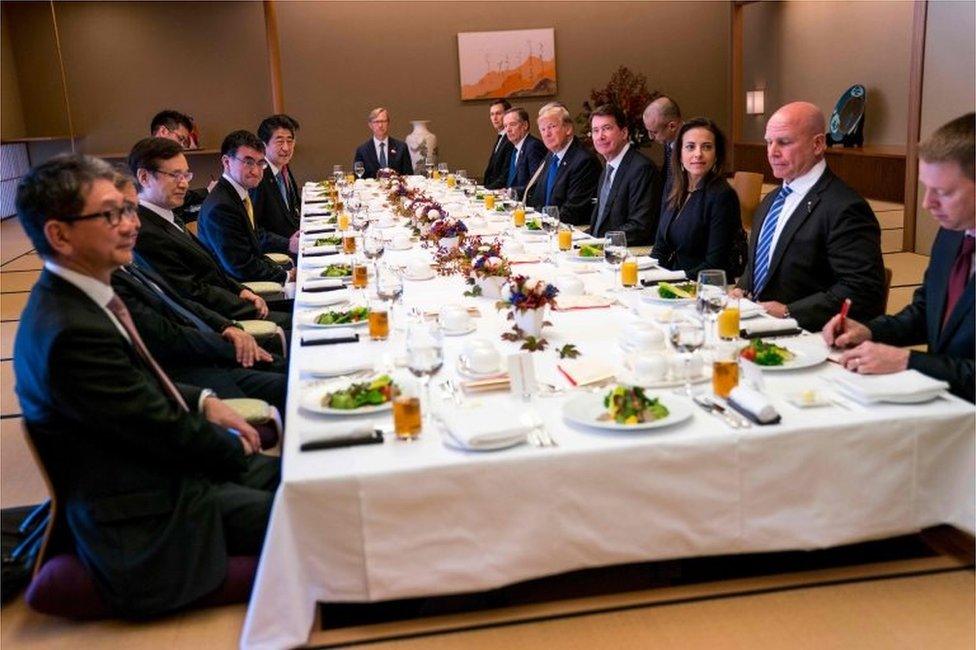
[563,390,693,432]
[300,375,398,416]
[297,305,369,328]
[572,242,606,261]
[640,281,697,305]
[740,338,828,371]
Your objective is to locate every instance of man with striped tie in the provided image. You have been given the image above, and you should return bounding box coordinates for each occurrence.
[734,101,885,331]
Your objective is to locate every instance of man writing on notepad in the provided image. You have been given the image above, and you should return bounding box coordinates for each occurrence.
[823,113,975,402]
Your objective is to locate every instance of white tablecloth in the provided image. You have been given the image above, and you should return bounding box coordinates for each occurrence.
[240,181,975,650]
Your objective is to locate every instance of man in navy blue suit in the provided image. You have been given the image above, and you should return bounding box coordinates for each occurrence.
[353,107,414,178]
[824,113,975,401]
[502,107,546,199]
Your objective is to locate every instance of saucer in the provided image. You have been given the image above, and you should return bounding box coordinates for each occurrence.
[442,322,477,336]
[456,356,505,379]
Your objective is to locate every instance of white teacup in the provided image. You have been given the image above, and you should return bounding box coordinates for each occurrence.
[463,340,501,374]
[633,353,669,382]
[624,323,666,352]
[440,305,472,332]
[670,353,704,380]
[553,274,585,296]
[405,259,431,278]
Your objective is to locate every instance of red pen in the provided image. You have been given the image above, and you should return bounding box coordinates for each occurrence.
[837,297,852,333]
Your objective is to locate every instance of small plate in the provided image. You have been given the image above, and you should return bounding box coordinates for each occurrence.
[617,368,711,389]
[456,356,506,380]
[442,323,477,337]
[562,393,694,432]
[640,292,696,306]
[403,269,436,281]
[300,381,394,416]
[571,251,606,262]
[297,306,368,328]
[785,391,834,408]
[386,241,414,251]
[752,341,828,372]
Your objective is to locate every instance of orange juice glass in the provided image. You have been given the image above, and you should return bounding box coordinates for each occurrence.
[338,212,350,230]
[484,194,495,210]
[368,302,389,340]
[558,227,573,251]
[621,257,639,287]
[717,298,741,340]
[513,204,526,227]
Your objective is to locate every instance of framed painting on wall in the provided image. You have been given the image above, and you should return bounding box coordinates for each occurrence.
[457,28,556,101]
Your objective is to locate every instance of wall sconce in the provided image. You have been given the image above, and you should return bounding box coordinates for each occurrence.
[746,90,765,115]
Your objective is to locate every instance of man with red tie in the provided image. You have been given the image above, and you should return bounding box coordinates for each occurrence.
[252,114,301,238]
[824,113,975,402]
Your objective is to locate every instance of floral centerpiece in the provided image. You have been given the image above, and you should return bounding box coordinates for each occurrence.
[427,217,468,249]
[497,275,559,339]
[465,239,511,298]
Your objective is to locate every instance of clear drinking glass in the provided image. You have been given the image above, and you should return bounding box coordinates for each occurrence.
[668,313,706,396]
[437,162,449,179]
[406,321,444,425]
[696,269,728,347]
[332,165,344,184]
[541,205,560,263]
[363,230,385,278]
[353,161,365,180]
[604,231,628,291]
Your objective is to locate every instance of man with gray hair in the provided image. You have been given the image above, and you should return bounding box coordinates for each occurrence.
[354,107,413,178]
[526,103,601,225]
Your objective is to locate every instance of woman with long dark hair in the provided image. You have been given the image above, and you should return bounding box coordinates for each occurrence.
[652,117,746,279]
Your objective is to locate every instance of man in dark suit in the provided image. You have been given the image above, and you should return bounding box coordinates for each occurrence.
[824,113,975,401]
[150,109,213,220]
[353,107,414,178]
[197,130,298,285]
[128,137,291,328]
[527,104,601,226]
[252,114,301,238]
[13,153,277,617]
[501,107,546,198]
[483,99,514,189]
[587,105,661,244]
[734,102,885,331]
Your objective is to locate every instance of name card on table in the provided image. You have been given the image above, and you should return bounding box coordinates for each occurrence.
[507,353,537,398]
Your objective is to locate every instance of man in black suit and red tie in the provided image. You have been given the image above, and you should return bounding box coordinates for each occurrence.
[483,99,514,189]
[527,104,601,226]
[587,104,661,244]
[13,153,278,617]
[501,107,546,199]
[252,114,301,238]
[824,113,975,402]
[353,107,414,178]
[733,101,885,331]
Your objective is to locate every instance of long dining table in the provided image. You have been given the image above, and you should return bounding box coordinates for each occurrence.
[240,177,975,650]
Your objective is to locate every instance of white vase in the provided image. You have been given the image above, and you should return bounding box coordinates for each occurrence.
[513,307,546,338]
[475,275,507,298]
[405,120,438,173]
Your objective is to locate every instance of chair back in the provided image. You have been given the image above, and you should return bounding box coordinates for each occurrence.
[731,171,764,232]
[884,266,893,313]
[186,220,199,236]
[19,422,60,577]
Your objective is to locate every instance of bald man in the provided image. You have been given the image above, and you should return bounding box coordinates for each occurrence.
[643,96,683,217]
[734,101,885,331]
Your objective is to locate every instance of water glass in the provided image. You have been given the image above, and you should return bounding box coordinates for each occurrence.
[353,161,365,180]
[604,231,628,290]
[541,205,560,262]
[406,322,444,425]
[668,313,706,396]
[696,269,728,346]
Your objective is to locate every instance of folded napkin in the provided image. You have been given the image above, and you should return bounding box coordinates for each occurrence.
[296,289,350,307]
[439,406,529,449]
[302,225,337,235]
[740,318,801,338]
[460,376,511,394]
[640,269,687,284]
[302,359,375,377]
[557,359,615,387]
[739,298,765,318]
[507,253,542,264]
[300,328,359,346]
[727,385,781,424]
[571,230,591,241]
[302,278,345,292]
[300,424,382,451]
[832,370,949,404]
[552,295,613,311]
[634,256,659,271]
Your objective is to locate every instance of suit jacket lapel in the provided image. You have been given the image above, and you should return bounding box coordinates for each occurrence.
[365,141,379,173]
[601,147,632,217]
[553,140,575,194]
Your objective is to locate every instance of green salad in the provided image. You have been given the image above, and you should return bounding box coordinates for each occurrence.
[740,339,796,366]
[322,374,399,410]
[601,386,669,424]
[314,306,368,325]
[657,281,697,299]
[578,242,605,257]
[319,264,352,278]
[314,236,342,246]
[526,218,542,230]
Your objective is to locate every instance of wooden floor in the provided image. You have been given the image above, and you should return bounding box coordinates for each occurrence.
[1,205,968,649]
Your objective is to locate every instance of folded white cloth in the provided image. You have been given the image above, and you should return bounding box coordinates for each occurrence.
[303,245,338,255]
[302,278,345,291]
[634,256,659,270]
[296,289,351,307]
[640,268,687,283]
[728,385,779,423]
[302,359,375,378]
[439,406,529,449]
[741,318,800,336]
[557,359,615,386]
[738,298,766,318]
[300,328,358,344]
[832,370,949,404]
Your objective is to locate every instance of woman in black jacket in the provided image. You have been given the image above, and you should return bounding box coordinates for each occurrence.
[653,118,745,280]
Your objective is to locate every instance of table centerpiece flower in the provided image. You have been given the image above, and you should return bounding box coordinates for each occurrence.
[498,275,559,340]
[427,217,468,250]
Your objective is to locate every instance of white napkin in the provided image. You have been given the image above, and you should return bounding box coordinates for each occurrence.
[557,359,615,386]
[738,298,766,318]
[439,406,529,449]
[832,370,949,404]
[634,256,659,270]
[296,289,351,307]
[300,328,358,344]
[741,318,800,336]
[640,269,687,283]
[302,278,345,291]
[303,245,338,255]
[728,385,779,423]
[553,295,613,311]
[302,358,375,377]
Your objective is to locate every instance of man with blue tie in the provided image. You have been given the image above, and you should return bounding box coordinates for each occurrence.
[252,114,301,238]
[734,101,885,331]
[501,107,546,198]
[643,96,683,221]
[823,113,975,402]
[527,104,601,226]
[587,105,660,244]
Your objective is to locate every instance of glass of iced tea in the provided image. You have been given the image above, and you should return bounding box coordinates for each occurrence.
[393,394,422,440]
[352,259,369,289]
[368,301,389,340]
[342,232,357,255]
[712,344,740,398]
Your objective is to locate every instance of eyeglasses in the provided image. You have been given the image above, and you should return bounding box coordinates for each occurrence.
[56,202,138,227]
[232,156,269,170]
[153,169,194,183]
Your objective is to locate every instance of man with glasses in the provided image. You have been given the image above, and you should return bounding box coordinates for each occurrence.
[128,137,290,328]
[526,104,601,226]
[150,109,214,220]
[13,153,278,617]
[197,131,298,284]
[354,107,413,178]
[252,114,301,238]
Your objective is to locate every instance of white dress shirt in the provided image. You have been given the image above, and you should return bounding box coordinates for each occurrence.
[603,142,631,187]
[373,137,390,163]
[765,158,828,256]
[139,198,181,232]
[222,173,249,201]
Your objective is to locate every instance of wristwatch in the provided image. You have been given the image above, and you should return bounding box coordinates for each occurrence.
[783,305,791,318]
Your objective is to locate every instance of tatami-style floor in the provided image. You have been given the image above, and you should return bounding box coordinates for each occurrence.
[2,204,968,649]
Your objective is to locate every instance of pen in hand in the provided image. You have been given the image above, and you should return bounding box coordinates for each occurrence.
[834,298,852,345]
